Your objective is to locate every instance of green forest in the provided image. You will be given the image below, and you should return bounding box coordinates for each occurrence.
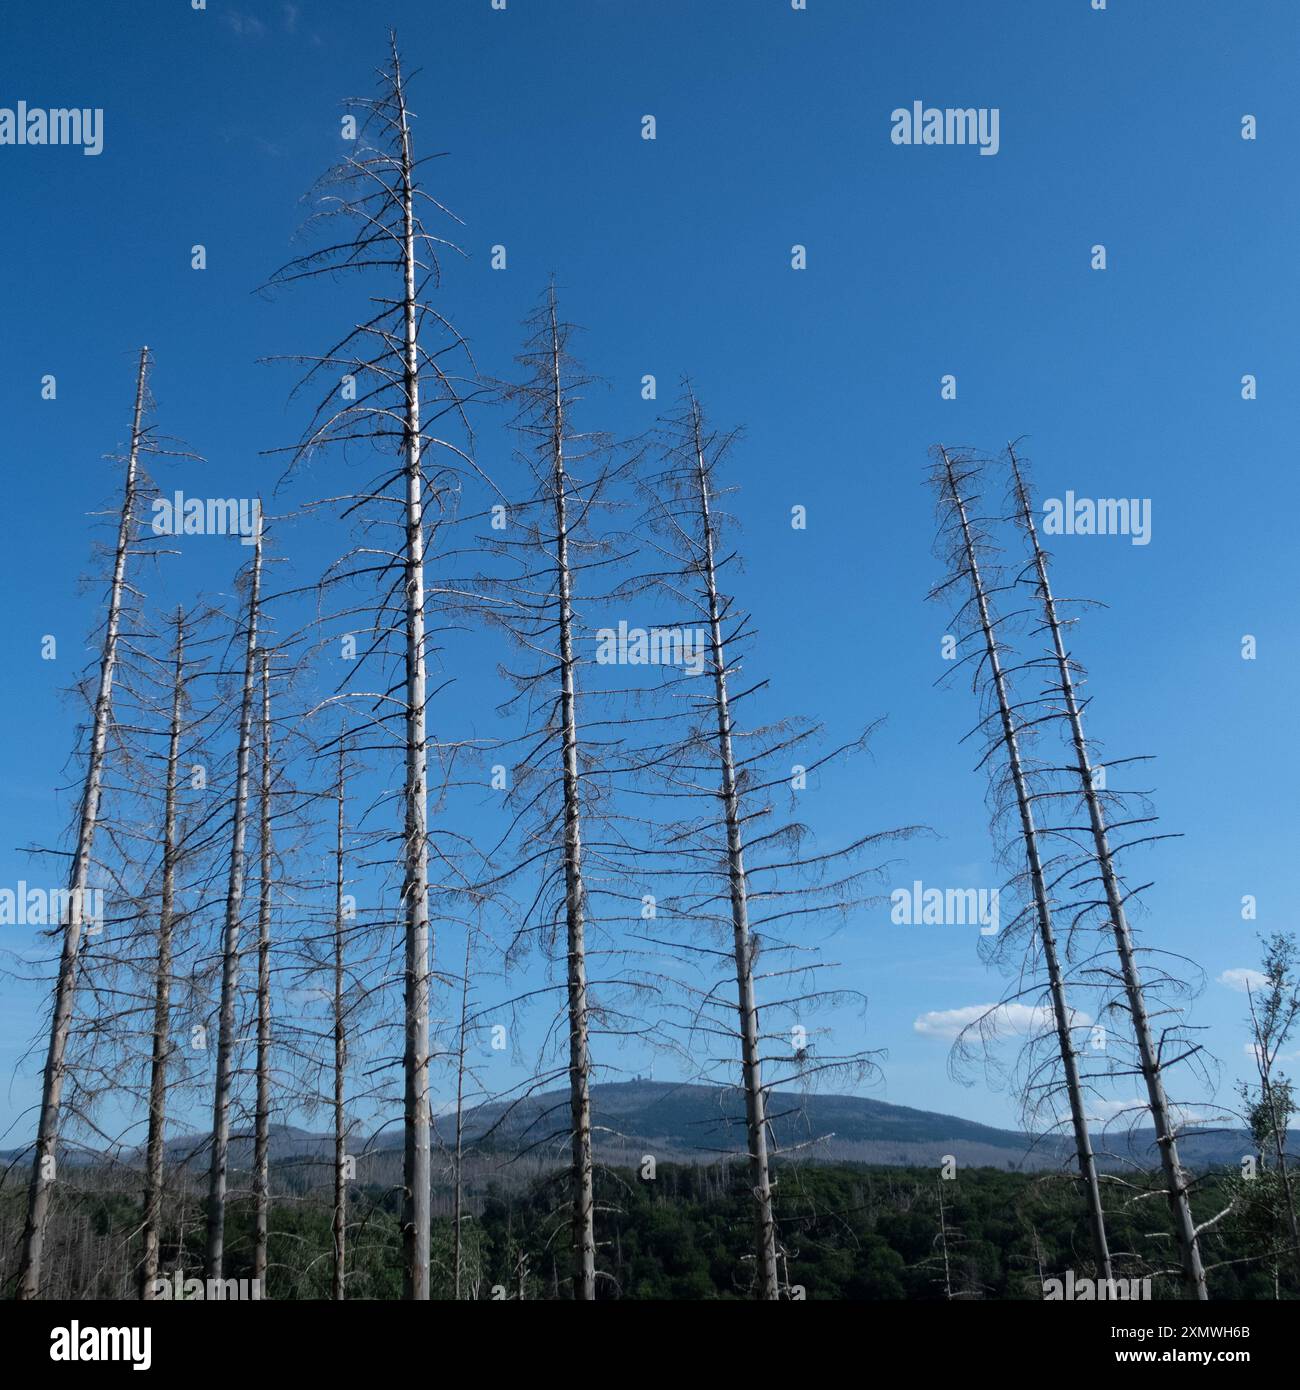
[5,1159,1295,1301]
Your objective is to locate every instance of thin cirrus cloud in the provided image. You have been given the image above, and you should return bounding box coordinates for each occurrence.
[912,1001,1092,1041]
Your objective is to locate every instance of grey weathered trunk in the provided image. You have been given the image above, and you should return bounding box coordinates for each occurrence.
[690,398,780,1300]
[18,346,151,1300]
[546,291,597,1301]
[205,529,263,1278]
[332,739,348,1302]
[1007,444,1205,1299]
[252,649,274,1289]
[937,1182,954,1301]
[140,611,186,1298]
[940,446,1112,1283]
[393,47,433,1301]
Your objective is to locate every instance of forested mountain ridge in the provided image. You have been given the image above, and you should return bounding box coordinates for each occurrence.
[6,1081,1281,1175]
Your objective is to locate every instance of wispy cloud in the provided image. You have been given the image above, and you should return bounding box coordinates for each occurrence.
[913,1001,1090,1041]
[1219,967,1268,994]
[223,10,267,38]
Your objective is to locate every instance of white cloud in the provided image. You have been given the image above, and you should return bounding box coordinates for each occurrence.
[913,1001,1090,1041]
[1219,968,1267,994]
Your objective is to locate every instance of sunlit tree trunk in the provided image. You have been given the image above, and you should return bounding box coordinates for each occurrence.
[252,648,274,1290]
[206,530,263,1278]
[688,395,780,1299]
[332,738,348,1302]
[18,346,151,1300]
[939,446,1112,1284]
[140,610,186,1298]
[392,45,434,1302]
[1007,443,1205,1298]
[545,291,597,1301]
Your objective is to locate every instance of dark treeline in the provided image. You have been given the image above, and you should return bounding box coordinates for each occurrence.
[1,1160,1294,1301]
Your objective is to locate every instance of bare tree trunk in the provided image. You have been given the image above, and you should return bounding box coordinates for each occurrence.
[332,738,348,1302]
[937,1183,954,1302]
[252,649,274,1290]
[546,290,597,1301]
[392,43,433,1303]
[205,529,263,1278]
[1007,443,1205,1299]
[689,396,780,1300]
[17,346,151,1300]
[140,610,185,1298]
[939,446,1112,1283]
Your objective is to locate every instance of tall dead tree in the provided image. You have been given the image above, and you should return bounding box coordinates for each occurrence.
[684,390,778,1298]
[252,648,275,1288]
[139,611,187,1298]
[545,289,596,1300]
[264,35,484,1299]
[930,445,1112,1283]
[1005,442,1206,1298]
[17,347,153,1300]
[629,387,910,1298]
[206,528,264,1278]
[476,286,638,1299]
[331,736,349,1301]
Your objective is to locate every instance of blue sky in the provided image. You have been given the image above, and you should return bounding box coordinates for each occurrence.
[0,0,1296,1147]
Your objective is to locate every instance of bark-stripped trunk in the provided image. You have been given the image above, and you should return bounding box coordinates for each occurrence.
[18,346,151,1300]
[332,739,348,1302]
[546,291,597,1301]
[1007,444,1206,1299]
[937,1182,954,1301]
[690,399,780,1300]
[939,446,1112,1282]
[393,49,433,1301]
[205,530,263,1278]
[252,649,273,1290]
[140,612,185,1298]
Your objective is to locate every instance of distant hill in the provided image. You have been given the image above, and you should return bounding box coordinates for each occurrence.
[5,1082,1286,1174]
[421,1079,1278,1172]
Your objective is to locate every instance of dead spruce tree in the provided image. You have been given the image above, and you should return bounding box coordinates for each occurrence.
[20,592,220,1299]
[138,607,220,1297]
[262,36,486,1299]
[206,529,264,1279]
[251,649,275,1288]
[928,445,1112,1284]
[1004,442,1209,1298]
[476,287,647,1300]
[271,714,395,1300]
[329,738,351,1301]
[628,387,912,1298]
[17,347,164,1299]
[140,613,189,1296]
